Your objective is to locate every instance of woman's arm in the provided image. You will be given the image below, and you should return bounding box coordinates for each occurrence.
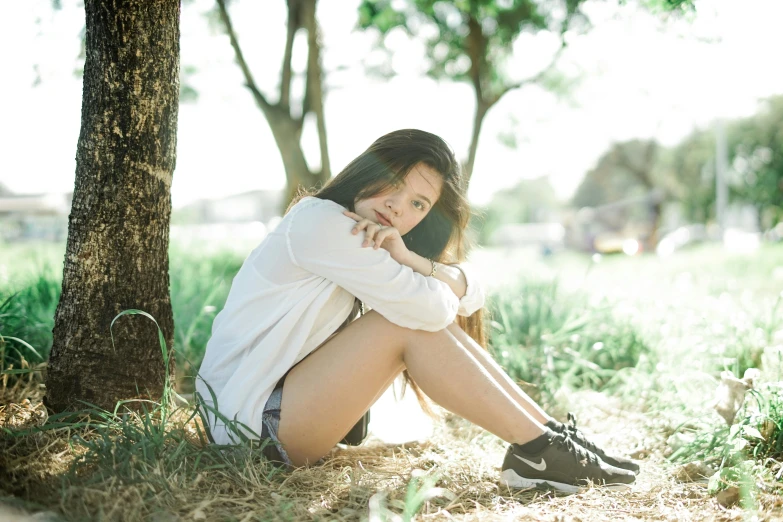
[342,209,484,316]
[286,199,460,331]
[399,251,467,299]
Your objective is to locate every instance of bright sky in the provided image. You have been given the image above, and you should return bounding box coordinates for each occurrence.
[1,0,781,207]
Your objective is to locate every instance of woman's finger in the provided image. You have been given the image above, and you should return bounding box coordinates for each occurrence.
[351,218,373,235]
[343,210,362,221]
[373,227,394,249]
[362,223,381,246]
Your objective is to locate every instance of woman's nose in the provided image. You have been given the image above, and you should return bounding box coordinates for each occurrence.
[386,194,402,215]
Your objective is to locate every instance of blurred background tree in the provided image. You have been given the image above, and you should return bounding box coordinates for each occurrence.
[357,0,588,187]
[460,91,783,247]
[572,140,663,208]
[655,128,717,225]
[215,0,331,208]
[730,95,783,230]
[652,94,783,232]
[570,139,667,246]
[475,177,560,244]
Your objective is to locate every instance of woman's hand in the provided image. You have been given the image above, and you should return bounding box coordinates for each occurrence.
[343,210,411,265]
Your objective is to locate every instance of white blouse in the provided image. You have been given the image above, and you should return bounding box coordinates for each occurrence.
[196,196,485,444]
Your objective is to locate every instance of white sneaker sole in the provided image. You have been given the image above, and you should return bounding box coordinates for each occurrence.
[500,469,632,494]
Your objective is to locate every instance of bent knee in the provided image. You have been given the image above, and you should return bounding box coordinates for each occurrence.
[362,310,450,343]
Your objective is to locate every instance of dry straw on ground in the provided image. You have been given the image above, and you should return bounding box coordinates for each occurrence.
[2,373,783,522]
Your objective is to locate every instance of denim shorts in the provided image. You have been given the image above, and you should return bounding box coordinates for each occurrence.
[259,375,293,469]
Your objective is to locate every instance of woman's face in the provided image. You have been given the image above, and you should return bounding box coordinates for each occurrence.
[354,162,443,236]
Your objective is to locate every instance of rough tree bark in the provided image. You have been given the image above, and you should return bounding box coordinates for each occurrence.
[45,0,180,412]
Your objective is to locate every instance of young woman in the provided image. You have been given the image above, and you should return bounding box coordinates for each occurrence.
[196,129,638,493]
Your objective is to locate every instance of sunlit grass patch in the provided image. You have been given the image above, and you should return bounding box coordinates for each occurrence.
[0,398,294,520]
[488,278,654,408]
[2,244,783,519]
[0,308,294,521]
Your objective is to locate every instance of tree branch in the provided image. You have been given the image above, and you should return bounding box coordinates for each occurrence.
[303,0,330,181]
[492,34,568,107]
[280,0,301,109]
[215,0,272,112]
[466,13,485,102]
[616,141,658,188]
[491,5,578,106]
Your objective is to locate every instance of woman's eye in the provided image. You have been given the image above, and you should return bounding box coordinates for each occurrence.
[413,200,425,210]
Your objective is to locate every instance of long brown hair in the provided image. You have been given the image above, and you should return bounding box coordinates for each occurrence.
[292,129,487,412]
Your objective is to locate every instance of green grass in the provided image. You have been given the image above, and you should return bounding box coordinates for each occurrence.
[168,246,244,391]
[476,243,783,501]
[2,306,290,521]
[3,241,783,518]
[668,382,783,508]
[669,384,783,463]
[0,263,60,366]
[488,278,653,406]
[0,243,649,403]
[1,242,780,404]
[0,243,245,390]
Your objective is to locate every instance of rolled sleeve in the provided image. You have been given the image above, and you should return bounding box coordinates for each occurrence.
[453,262,485,316]
[286,199,459,331]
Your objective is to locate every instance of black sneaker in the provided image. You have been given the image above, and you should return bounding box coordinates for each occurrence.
[558,413,640,474]
[500,432,636,494]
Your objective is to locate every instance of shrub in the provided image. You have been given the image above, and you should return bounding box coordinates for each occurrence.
[0,267,60,365]
[488,278,653,405]
[669,382,783,497]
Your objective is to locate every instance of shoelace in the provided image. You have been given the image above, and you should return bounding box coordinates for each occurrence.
[552,432,600,467]
[565,412,601,455]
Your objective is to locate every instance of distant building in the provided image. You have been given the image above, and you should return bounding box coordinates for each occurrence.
[173,190,283,225]
[170,190,285,250]
[487,222,565,249]
[0,192,72,242]
[0,188,286,245]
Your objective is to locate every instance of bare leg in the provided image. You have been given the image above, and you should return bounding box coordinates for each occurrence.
[278,311,546,466]
[446,323,552,425]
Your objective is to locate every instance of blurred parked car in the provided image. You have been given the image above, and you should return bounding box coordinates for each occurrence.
[655,224,708,257]
[593,231,642,255]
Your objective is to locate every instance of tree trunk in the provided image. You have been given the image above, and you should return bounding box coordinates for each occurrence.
[45,0,180,413]
[302,0,331,182]
[263,109,325,210]
[463,99,490,189]
[647,199,662,250]
[216,0,330,212]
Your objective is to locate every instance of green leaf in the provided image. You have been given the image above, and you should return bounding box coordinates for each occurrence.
[731,438,748,452]
[707,470,723,494]
[0,336,42,359]
[742,426,764,440]
[110,308,169,369]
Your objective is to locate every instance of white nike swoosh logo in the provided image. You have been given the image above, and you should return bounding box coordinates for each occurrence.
[513,454,547,471]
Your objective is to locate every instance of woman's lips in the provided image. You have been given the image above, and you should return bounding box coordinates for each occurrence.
[375,211,392,227]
